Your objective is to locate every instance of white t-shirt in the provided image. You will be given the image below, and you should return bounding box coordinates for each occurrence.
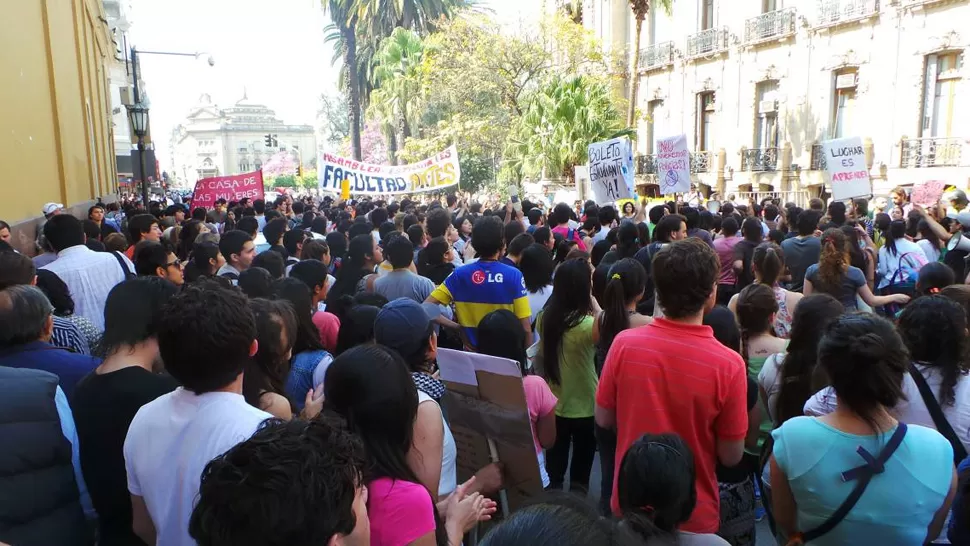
[758,353,785,425]
[527,286,553,328]
[918,238,941,263]
[418,390,457,497]
[124,389,271,546]
[804,365,970,453]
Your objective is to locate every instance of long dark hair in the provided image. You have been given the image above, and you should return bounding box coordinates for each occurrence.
[884,219,907,257]
[327,234,375,305]
[617,433,696,543]
[614,222,641,259]
[918,219,942,251]
[898,296,970,407]
[818,313,908,432]
[272,278,326,354]
[599,259,646,349]
[324,345,449,546]
[735,284,777,364]
[840,225,867,272]
[478,310,529,373]
[752,242,785,286]
[243,299,297,411]
[540,258,594,385]
[186,241,221,282]
[178,220,206,260]
[774,294,844,426]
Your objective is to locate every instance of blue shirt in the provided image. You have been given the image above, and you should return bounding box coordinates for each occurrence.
[54,385,95,518]
[285,349,330,410]
[773,417,952,545]
[0,341,100,399]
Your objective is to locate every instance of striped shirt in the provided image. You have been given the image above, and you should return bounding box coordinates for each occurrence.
[51,316,91,355]
[429,260,530,348]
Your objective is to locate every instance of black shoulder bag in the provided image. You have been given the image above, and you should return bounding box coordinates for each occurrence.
[909,363,968,465]
[786,423,908,545]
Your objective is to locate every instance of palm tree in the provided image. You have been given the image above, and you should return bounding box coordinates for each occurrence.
[322,0,363,160]
[627,0,673,127]
[372,27,424,163]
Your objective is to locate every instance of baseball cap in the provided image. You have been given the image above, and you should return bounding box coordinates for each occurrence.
[374,298,441,358]
[42,203,64,216]
[956,211,970,229]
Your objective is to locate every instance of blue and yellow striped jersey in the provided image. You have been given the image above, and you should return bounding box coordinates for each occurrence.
[429,260,531,348]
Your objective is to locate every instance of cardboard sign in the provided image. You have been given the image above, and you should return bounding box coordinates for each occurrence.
[587,137,634,204]
[436,348,543,512]
[911,180,946,207]
[655,134,691,195]
[319,145,461,195]
[190,171,264,209]
[822,137,871,201]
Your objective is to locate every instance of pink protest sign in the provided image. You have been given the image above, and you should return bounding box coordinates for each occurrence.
[190,170,264,209]
[911,180,946,207]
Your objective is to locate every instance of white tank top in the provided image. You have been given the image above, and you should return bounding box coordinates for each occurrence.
[418,390,457,497]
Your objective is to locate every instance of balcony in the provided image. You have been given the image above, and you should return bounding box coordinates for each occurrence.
[900,0,951,8]
[691,151,713,173]
[815,0,879,29]
[686,28,730,59]
[636,154,657,175]
[810,144,828,170]
[744,8,797,46]
[899,137,967,168]
[741,148,780,172]
[638,41,675,72]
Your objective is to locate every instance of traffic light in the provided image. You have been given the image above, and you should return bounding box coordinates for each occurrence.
[296,165,303,177]
[264,134,272,147]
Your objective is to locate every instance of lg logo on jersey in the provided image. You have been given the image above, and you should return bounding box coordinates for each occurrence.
[471,270,504,285]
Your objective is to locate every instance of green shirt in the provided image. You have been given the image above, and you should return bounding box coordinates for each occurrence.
[537,314,598,418]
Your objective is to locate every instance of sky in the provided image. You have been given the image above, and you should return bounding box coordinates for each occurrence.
[129,0,544,167]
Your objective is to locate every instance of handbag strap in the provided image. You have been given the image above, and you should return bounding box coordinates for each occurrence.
[908,363,968,463]
[789,423,908,545]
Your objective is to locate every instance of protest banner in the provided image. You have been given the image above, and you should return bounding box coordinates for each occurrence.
[190,170,264,209]
[655,134,691,195]
[821,137,871,201]
[319,145,461,195]
[587,137,634,203]
[911,180,946,207]
[436,348,543,513]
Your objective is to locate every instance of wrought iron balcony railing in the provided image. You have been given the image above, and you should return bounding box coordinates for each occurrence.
[744,7,797,45]
[815,0,879,28]
[636,154,657,175]
[810,144,828,170]
[686,28,730,58]
[638,41,675,71]
[691,151,713,173]
[741,148,780,172]
[900,137,967,168]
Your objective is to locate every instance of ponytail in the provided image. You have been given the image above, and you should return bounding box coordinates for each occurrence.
[753,243,784,286]
[886,220,906,257]
[599,259,648,348]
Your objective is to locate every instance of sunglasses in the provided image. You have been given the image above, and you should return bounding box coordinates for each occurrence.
[166,258,183,269]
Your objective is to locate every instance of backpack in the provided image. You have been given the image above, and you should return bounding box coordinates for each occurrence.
[111,251,136,280]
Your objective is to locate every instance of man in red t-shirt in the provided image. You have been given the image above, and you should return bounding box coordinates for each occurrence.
[595,238,747,534]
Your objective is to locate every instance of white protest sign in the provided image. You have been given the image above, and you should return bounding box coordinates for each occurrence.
[587,137,634,204]
[822,136,871,201]
[655,134,691,195]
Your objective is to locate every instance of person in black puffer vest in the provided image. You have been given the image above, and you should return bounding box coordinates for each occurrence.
[0,366,90,545]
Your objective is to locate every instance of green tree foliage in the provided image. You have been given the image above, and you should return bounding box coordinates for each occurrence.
[272,175,298,189]
[369,27,425,164]
[504,75,633,183]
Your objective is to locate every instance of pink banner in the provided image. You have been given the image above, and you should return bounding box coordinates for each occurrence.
[191,171,264,209]
[911,180,946,207]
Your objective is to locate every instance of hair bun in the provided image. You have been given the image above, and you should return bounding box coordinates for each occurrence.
[849,332,886,359]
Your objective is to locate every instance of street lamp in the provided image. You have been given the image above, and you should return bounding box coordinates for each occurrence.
[126,46,213,207]
[127,103,151,207]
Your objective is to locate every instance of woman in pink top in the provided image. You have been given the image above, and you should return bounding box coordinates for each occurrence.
[477,310,559,486]
[325,344,495,546]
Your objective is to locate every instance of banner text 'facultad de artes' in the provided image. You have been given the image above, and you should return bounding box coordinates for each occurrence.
[319,145,461,195]
[190,170,265,209]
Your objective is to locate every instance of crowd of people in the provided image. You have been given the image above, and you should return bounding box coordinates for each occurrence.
[3,185,970,546]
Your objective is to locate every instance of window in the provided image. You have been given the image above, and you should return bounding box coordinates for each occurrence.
[698,92,716,151]
[755,80,779,149]
[832,69,858,139]
[239,160,250,172]
[701,0,715,30]
[922,52,962,138]
[646,99,664,154]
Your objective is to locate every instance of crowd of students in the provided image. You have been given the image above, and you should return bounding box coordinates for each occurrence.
[3,186,970,546]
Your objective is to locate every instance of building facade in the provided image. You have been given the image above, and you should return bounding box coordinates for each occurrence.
[102,0,136,184]
[1,0,118,245]
[584,0,970,203]
[170,94,316,186]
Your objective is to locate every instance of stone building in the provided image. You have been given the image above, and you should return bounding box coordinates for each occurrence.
[583,0,969,203]
[170,93,316,185]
